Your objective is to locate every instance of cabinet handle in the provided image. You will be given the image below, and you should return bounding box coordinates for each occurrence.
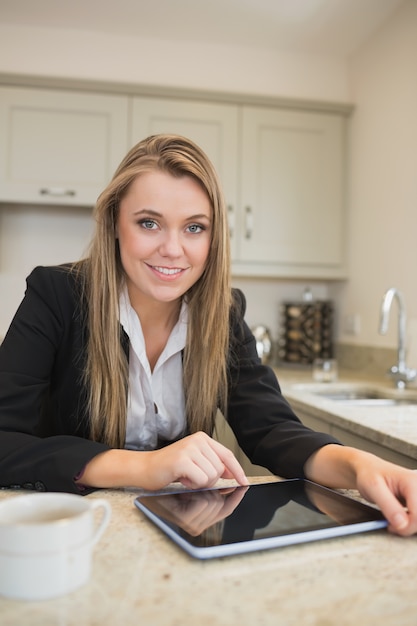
[245,206,253,239]
[39,188,76,197]
[227,205,235,237]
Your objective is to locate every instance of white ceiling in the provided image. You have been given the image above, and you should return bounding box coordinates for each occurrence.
[0,0,407,57]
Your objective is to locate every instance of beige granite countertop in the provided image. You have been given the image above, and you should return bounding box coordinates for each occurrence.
[1,478,417,626]
[274,366,417,465]
[2,367,417,625]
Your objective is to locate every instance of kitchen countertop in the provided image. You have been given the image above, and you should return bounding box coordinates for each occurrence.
[1,477,417,626]
[274,366,417,464]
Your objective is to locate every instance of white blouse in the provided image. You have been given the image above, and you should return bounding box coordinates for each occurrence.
[119,289,188,451]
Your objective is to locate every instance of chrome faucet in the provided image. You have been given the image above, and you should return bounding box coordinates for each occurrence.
[379,288,416,389]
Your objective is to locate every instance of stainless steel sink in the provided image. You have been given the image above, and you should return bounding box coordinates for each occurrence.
[310,388,417,407]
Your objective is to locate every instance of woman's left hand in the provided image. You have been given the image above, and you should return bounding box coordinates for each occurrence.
[354,457,417,536]
[304,444,417,536]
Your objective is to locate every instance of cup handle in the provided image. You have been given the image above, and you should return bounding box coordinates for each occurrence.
[89,499,112,546]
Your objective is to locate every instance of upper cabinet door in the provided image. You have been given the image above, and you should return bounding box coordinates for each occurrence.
[238,106,345,276]
[0,87,129,206]
[131,96,239,258]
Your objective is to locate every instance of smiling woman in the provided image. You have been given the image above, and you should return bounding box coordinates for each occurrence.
[0,134,417,538]
[80,134,232,447]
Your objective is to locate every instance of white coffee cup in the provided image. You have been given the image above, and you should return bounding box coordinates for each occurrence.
[0,492,111,600]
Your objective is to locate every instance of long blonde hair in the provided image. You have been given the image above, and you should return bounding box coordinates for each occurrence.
[78,134,232,447]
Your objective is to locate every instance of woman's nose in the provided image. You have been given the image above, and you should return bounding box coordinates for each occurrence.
[159,231,183,257]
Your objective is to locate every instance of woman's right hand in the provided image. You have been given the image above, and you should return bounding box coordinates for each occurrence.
[144,432,249,490]
[76,432,248,491]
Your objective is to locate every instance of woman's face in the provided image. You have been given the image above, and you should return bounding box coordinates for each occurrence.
[117,170,212,309]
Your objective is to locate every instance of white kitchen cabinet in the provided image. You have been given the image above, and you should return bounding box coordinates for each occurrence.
[0,86,129,206]
[131,97,346,278]
[0,81,347,276]
[237,106,345,277]
[296,407,417,469]
[131,96,240,258]
[330,424,417,469]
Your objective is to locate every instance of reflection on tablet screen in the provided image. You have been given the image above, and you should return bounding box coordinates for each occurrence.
[134,479,387,558]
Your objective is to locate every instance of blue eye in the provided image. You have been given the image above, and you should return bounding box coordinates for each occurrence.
[187,224,205,234]
[140,219,157,230]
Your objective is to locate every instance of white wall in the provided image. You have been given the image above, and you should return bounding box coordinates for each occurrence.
[0,204,95,335]
[332,0,417,363]
[0,24,349,102]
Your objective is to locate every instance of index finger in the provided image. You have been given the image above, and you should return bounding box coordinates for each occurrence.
[210,439,249,486]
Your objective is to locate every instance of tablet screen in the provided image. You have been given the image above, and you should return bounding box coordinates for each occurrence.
[134,479,387,559]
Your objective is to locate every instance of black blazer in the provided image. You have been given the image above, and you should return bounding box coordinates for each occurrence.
[0,265,339,493]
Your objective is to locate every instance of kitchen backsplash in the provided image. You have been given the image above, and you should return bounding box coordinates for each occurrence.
[273,341,397,379]
[334,343,398,377]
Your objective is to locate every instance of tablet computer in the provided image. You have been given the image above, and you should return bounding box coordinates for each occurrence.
[134,479,387,560]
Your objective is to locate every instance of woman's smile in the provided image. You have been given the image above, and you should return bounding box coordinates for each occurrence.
[147,264,187,279]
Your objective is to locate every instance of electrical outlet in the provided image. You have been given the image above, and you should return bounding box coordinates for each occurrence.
[344,314,361,336]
